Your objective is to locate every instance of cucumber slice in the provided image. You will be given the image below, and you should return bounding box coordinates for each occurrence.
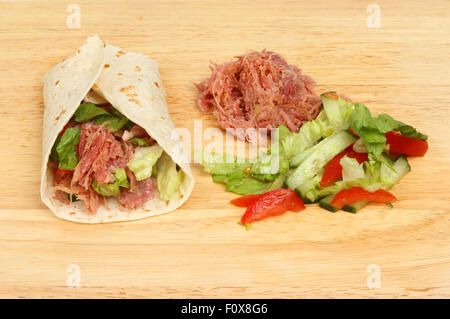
[286,130,356,190]
[342,201,367,214]
[319,194,339,212]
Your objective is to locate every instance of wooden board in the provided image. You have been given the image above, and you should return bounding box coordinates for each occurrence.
[0,0,449,298]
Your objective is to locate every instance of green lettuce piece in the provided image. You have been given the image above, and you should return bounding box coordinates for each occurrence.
[279,111,331,158]
[156,152,182,201]
[96,114,129,133]
[92,168,130,197]
[350,104,427,156]
[56,128,80,170]
[74,103,110,122]
[50,135,61,162]
[114,168,130,188]
[321,92,355,129]
[195,151,249,175]
[396,121,428,140]
[128,145,163,181]
[340,156,365,182]
[130,138,150,147]
[225,179,270,195]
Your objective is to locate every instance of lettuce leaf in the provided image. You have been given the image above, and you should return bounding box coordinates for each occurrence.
[92,168,130,197]
[130,138,150,147]
[56,128,80,170]
[74,103,110,122]
[95,114,129,133]
[350,104,427,156]
[340,156,365,182]
[128,145,163,181]
[156,152,182,201]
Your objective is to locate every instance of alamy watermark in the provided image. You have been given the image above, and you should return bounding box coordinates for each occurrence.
[66,264,81,288]
[366,4,381,28]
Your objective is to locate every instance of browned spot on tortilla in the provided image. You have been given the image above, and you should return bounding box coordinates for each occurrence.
[54,108,66,121]
[119,85,135,92]
[165,201,169,206]
[160,115,165,120]
[104,64,110,68]
[116,50,126,57]
[143,208,151,212]
[69,212,76,215]
[135,65,141,72]
[151,97,155,101]
[128,98,142,107]
[77,49,80,54]
[117,72,123,76]
[154,82,160,88]
[180,194,184,199]
[92,83,99,88]
[55,80,60,86]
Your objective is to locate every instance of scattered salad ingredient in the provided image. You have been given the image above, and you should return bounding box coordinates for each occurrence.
[230,194,262,207]
[50,101,183,213]
[239,189,305,225]
[195,50,322,140]
[198,91,428,225]
[330,187,397,209]
[385,131,428,156]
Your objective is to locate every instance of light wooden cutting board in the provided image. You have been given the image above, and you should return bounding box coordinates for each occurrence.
[0,0,449,298]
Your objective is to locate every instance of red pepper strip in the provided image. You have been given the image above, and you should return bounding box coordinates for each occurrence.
[241,189,305,225]
[331,187,397,209]
[55,168,73,176]
[230,194,262,207]
[59,122,71,136]
[320,146,368,188]
[346,149,369,164]
[320,152,347,187]
[385,131,428,157]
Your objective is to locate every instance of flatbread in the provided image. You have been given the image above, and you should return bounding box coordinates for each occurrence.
[41,36,195,223]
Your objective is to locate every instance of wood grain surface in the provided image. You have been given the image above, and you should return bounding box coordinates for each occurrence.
[0,0,449,298]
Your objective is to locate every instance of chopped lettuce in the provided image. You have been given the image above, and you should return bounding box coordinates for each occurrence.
[156,152,182,201]
[128,145,163,181]
[195,151,249,175]
[130,138,150,147]
[56,128,80,170]
[95,114,129,133]
[74,103,110,122]
[279,111,332,158]
[321,92,355,129]
[92,168,130,197]
[50,135,61,162]
[340,156,365,182]
[349,104,427,157]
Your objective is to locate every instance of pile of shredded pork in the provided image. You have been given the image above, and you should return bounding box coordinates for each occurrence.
[196,50,322,140]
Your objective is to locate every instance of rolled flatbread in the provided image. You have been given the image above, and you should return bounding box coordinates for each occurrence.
[41,36,194,223]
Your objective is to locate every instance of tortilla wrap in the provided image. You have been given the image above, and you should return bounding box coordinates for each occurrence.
[41,36,194,223]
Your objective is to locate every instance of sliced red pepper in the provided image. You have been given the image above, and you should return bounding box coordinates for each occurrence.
[240,189,305,225]
[59,122,71,136]
[346,149,369,164]
[55,168,73,176]
[320,152,347,187]
[331,187,397,209]
[320,145,368,188]
[385,131,428,157]
[230,194,262,207]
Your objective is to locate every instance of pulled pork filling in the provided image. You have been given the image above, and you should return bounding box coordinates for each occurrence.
[51,105,157,213]
[196,50,322,140]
